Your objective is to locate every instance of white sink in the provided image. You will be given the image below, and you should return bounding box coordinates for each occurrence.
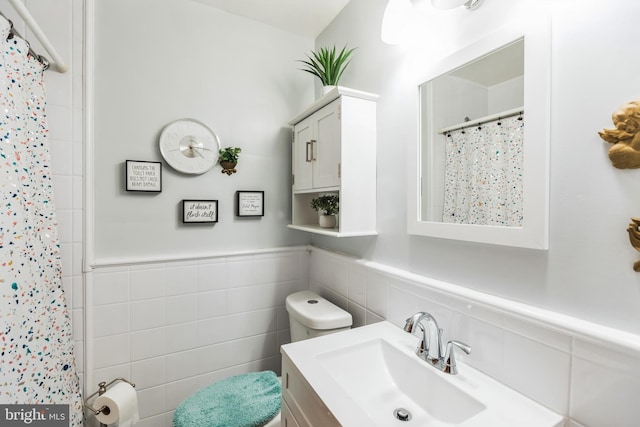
[281,321,565,427]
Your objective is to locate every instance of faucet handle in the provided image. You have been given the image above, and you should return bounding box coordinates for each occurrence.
[403,312,427,333]
[443,340,471,375]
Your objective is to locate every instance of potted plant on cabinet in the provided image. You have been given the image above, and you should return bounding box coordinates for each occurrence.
[218,147,241,175]
[310,194,339,228]
[298,45,355,95]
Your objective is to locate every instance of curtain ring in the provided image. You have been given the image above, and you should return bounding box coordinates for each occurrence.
[38,55,50,70]
[6,18,13,41]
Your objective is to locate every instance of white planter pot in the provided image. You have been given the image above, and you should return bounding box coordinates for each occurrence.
[319,214,337,228]
[322,85,336,95]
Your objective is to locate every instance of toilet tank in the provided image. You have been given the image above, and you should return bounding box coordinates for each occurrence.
[286,290,352,342]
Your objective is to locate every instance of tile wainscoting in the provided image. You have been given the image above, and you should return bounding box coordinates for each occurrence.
[86,247,308,426]
[86,245,639,426]
[308,246,640,427]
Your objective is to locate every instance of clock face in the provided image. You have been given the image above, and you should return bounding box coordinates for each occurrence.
[159,119,221,174]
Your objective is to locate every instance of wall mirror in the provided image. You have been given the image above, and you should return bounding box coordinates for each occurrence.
[408,20,551,249]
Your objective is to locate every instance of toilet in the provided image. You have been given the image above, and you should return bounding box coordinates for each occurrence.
[173,290,352,427]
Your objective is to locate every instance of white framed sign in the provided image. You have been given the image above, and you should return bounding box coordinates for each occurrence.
[236,191,264,217]
[182,200,218,223]
[125,160,162,192]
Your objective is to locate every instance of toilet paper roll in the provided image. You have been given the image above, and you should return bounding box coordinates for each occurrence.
[94,382,139,426]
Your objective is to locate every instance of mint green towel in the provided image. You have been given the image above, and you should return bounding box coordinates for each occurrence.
[173,371,281,427]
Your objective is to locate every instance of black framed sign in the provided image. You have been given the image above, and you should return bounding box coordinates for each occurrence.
[125,160,162,192]
[236,191,264,217]
[182,200,218,223]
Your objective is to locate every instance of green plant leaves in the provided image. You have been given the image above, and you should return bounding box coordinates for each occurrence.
[298,45,355,86]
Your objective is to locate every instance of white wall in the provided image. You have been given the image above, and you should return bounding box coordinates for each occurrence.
[314,0,640,336]
[91,0,313,261]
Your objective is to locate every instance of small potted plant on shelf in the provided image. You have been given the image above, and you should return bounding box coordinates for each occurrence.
[310,194,339,228]
[298,45,355,95]
[218,147,241,175]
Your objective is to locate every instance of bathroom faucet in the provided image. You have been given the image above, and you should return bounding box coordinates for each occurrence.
[404,312,471,375]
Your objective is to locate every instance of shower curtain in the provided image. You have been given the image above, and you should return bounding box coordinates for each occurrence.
[0,16,82,426]
[442,114,524,226]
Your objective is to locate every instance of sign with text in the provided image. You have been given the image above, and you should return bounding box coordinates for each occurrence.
[0,404,68,426]
[126,160,162,192]
[182,200,218,223]
[236,191,264,217]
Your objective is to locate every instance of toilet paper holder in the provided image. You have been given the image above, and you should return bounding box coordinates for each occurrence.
[84,377,136,424]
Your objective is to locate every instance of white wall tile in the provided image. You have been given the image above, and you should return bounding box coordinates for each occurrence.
[94,268,129,305]
[131,299,166,331]
[227,257,256,287]
[366,272,388,318]
[130,265,167,300]
[132,356,166,390]
[197,260,227,291]
[166,262,198,296]
[197,290,227,319]
[94,303,129,337]
[136,385,166,419]
[131,328,166,361]
[570,339,640,427]
[166,322,198,354]
[165,377,201,411]
[94,334,130,369]
[166,350,198,383]
[501,331,570,414]
[347,266,367,307]
[503,315,572,352]
[166,294,198,325]
[227,283,279,313]
[251,255,280,284]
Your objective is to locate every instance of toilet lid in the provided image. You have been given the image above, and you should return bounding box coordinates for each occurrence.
[173,371,281,427]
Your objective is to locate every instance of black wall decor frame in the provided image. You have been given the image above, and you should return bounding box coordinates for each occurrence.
[236,191,264,217]
[125,160,162,192]
[182,199,218,223]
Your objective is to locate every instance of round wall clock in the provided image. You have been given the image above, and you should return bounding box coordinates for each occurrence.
[159,119,221,174]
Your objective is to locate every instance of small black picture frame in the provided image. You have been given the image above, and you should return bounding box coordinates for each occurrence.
[182,199,218,223]
[125,160,162,192]
[236,191,264,217]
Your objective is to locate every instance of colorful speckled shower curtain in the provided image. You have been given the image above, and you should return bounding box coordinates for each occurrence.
[0,16,82,426]
[442,114,524,226]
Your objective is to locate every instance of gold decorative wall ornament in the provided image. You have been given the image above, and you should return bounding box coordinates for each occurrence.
[599,100,640,169]
[626,218,640,271]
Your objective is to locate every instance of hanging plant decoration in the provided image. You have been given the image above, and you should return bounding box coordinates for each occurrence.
[218,147,241,175]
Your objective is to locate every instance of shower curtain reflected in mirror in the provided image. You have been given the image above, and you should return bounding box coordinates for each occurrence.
[0,16,82,426]
[442,115,524,226]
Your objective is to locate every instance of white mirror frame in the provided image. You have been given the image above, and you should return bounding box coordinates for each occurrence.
[408,19,551,249]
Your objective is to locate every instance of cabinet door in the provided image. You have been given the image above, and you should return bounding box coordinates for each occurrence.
[293,117,314,191]
[312,100,341,189]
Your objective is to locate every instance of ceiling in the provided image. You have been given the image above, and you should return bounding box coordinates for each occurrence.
[191,0,352,38]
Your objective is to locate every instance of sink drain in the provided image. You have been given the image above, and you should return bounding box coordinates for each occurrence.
[393,408,412,422]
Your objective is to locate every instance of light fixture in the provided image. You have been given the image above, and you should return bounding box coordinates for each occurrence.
[381,0,484,45]
[431,0,483,10]
[381,0,413,44]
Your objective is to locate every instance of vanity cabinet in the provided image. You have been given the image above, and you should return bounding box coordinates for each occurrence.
[288,87,378,237]
[281,353,340,427]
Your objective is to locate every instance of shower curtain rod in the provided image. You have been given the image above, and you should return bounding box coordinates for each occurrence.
[6,0,68,73]
[438,106,523,135]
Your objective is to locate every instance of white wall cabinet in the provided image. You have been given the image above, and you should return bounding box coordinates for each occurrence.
[288,87,378,237]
